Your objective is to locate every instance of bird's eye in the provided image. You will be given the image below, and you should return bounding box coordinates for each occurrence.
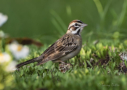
[75,23,78,26]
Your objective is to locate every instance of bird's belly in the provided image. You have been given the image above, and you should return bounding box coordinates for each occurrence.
[60,47,81,61]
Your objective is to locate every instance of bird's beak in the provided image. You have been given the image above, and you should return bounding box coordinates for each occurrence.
[82,23,87,27]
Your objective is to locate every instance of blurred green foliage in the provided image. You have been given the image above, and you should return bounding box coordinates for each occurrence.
[12,40,127,90]
[1,0,127,90]
[0,0,127,44]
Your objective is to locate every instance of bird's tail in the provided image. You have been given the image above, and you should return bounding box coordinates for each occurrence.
[16,57,39,68]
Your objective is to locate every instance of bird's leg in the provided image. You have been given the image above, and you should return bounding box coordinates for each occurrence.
[59,62,73,73]
[65,63,73,70]
[59,62,66,73]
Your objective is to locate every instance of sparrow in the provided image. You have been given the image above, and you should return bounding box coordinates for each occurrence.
[16,20,87,72]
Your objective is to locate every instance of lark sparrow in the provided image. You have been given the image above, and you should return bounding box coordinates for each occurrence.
[16,20,87,72]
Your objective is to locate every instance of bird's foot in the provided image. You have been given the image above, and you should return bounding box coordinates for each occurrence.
[59,62,73,73]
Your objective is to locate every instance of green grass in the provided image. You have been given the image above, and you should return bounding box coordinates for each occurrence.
[1,0,127,89]
[10,39,127,90]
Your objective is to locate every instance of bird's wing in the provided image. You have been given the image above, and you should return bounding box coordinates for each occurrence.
[38,34,78,64]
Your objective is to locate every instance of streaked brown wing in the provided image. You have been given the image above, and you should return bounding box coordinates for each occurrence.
[38,34,78,64]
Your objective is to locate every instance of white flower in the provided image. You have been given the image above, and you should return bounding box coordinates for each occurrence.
[0,52,11,63]
[8,42,30,59]
[6,61,17,72]
[0,13,8,27]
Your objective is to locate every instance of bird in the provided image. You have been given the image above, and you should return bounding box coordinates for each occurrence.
[16,20,87,72]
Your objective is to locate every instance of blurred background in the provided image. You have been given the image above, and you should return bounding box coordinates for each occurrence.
[0,0,127,89]
[0,0,127,44]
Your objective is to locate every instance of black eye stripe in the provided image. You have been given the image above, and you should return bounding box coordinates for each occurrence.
[77,29,80,34]
[75,23,78,26]
[75,23,81,27]
[69,24,80,29]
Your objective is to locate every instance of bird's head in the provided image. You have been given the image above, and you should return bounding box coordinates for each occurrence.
[66,20,87,35]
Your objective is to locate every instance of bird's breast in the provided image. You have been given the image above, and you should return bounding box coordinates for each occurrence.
[60,36,82,61]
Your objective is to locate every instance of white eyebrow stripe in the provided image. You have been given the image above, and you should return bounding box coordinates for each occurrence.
[75,26,80,27]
